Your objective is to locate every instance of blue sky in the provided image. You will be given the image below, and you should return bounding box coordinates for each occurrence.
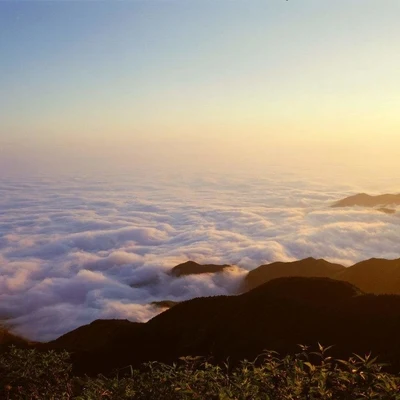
[1,1,400,175]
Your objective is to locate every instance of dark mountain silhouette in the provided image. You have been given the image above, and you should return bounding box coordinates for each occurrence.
[332,193,400,208]
[336,258,400,294]
[244,257,345,291]
[170,261,231,277]
[45,319,143,353]
[246,257,400,295]
[46,277,400,375]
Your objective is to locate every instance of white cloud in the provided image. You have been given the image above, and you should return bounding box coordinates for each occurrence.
[0,173,399,341]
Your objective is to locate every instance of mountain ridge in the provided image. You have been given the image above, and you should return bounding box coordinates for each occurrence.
[332,193,400,208]
[170,261,231,277]
[244,256,400,294]
[45,276,400,375]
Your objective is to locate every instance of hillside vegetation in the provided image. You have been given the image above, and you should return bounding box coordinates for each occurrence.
[1,345,400,399]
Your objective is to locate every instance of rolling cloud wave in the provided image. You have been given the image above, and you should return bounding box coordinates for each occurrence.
[0,174,399,341]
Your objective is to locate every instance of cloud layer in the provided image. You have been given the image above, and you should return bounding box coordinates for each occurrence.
[0,173,399,341]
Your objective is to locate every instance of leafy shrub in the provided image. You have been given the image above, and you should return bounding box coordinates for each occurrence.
[0,346,72,399]
[1,345,400,399]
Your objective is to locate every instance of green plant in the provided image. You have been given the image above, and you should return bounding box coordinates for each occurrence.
[0,346,73,399]
[1,345,399,399]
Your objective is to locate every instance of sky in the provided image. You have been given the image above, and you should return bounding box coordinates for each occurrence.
[1,0,400,176]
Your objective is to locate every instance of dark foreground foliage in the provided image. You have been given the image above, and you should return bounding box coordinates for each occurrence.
[1,345,400,399]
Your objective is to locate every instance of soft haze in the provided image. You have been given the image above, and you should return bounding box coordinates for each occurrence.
[1,0,400,176]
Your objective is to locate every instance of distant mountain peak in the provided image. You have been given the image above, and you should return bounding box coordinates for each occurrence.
[332,193,400,208]
[244,258,345,291]
[170,261,231,277]
[244,257,400,296]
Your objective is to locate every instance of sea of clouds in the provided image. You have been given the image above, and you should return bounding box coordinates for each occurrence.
[0,170,399,341]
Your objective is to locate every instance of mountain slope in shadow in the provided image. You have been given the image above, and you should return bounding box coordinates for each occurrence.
[336,258,400,294]
[244,257,345,291]
[245,257,400,295]
[47,277,400,375]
